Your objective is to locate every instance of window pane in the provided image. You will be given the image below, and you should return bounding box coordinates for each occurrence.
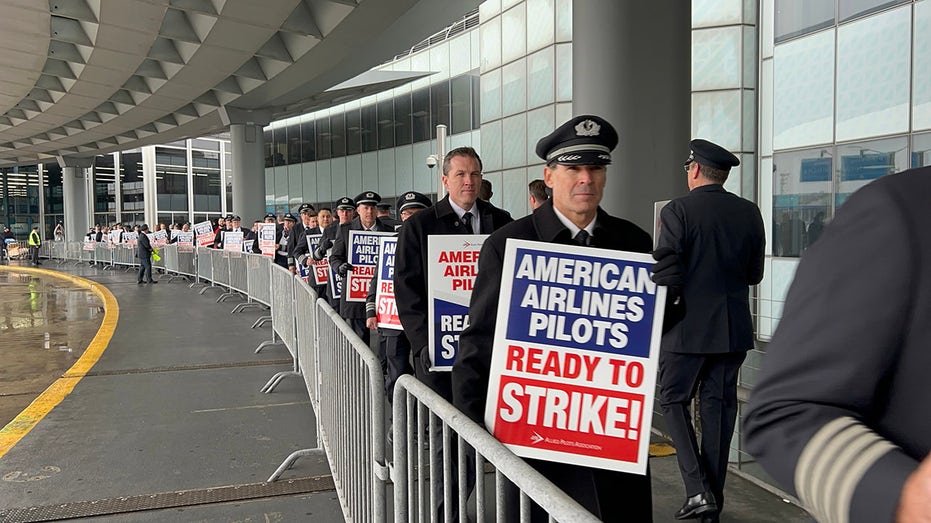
[775,0,835,42]
[773,30,835,149]
[301,121,316,162]
[273,127,287,166]
[395,93,413,145]
[346,108,362,155]
[913,0,931,131]
[836,136,908,207]
[431,81,451,130]
[527,46,554,108]
[377,99,395,150]
[264,129,273,167]
[839,0,908,22]
[471,74,481,130]
[912,132,931,168]
[836,6,911,142]
[331,113,346,158]
[361,105,377,152]
[287,123,302,164]
[772,147,833,257]
[316,117,331,160]
[501,58,526,116]
[450,75,472,134]
[412,88,431,142]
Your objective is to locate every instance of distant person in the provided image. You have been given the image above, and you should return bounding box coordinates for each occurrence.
[53,222,64,242]
[2,226,15,261]
[27,225,42,265]
[806,211,825,247]
[478,178,493,201]
[528,178,549,210]
[744,167,931,523]
[136,224,156,284]
[376,202,402,229]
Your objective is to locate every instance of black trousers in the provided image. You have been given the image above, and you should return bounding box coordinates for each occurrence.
[381,332,412,402]
[347,317,371,349]
[30,245,40,264]
[137,256,153,283]
[659,351,746,509]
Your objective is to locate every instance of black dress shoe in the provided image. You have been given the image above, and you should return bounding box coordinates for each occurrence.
[148,280,158,284]
[675,491,717,520]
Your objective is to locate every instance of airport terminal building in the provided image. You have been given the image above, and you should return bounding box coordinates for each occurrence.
[1,0,929,491]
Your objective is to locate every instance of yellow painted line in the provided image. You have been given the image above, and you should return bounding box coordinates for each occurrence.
[0,266,119,459]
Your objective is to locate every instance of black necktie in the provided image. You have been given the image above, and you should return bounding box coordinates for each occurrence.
[462,212,474,234]
[574,230,592,246]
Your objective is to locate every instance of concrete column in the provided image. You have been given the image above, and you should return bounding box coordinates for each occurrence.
[229,123,266,222]
[57,156,94,242]
[220,106,272,223]
[573,0,691,233]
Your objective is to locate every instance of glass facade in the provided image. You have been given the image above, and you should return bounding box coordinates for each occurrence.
[263,32,481,213]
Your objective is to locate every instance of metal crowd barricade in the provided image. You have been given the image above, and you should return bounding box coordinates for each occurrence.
[232,253,270,315]
[310,298,387,523]
[192,247,213,290]
[152,244,166,274]
[266,279,323,482]
[392,377,600,523]
[245,254,273,327]
[95,243,114,269]
[223,252,252,310]
[257,264,299,392]
[210,249,234,301]
[197,249,225,295]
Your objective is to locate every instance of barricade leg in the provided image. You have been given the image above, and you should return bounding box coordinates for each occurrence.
[216,290,241,303]
[231,298,266,314]
[260,358,300,393]
[266,448,326,483]
[254,331,283,353]
[251,315,272,328]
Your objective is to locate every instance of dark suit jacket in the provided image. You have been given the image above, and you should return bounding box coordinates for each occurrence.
[329,217,395,319]
[657,184,765,354]
[137,232,153,259]
[744,169,931,523]
[452,199,653,521]
[394,196,513,359]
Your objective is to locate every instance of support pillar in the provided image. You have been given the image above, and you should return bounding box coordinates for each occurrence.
[57,156,94,242]
[220,107,272,223]
[573,0,691,232]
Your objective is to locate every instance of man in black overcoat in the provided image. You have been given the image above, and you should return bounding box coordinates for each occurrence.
[452,115,653,522]
[394,146,513,403]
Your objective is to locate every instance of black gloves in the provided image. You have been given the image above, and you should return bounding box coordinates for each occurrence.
[651,246,683,288]
[313,238,332,261]
[652,246,685,333]
[338,262,354,276]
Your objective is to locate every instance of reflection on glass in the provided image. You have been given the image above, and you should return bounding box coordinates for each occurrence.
[839,0,909,22]
[346,109,361,155]
[361,105,377,152]
[411,88,431,142]
[773,30,835,149]
[377,99,395,150]
[301,121,316,162]
[835,6,910,142]
[772,148,833,257]
[835,136,908,207]
[912,132,931,168]
[775,0,834,42]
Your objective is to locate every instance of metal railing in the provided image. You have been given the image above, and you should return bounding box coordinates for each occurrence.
[315,298,387,523]
[258,263,299,393]
[34,241,603,523]
[393,377,601,523]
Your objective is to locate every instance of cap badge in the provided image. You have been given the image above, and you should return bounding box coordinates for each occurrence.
[557,154,582,162]
[405,193,415,200]
[575,119,601,137]
[366,192,374,198]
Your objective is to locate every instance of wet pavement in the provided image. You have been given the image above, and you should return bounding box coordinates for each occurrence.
[0,267,103,429]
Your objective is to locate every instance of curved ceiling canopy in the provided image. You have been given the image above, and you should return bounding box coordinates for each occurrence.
[0,0,479,167]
